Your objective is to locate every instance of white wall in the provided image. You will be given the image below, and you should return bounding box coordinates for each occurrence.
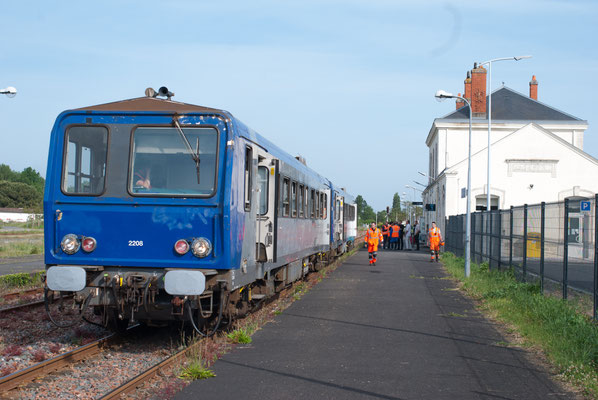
[446,124,598,214]
[0,212,32,222]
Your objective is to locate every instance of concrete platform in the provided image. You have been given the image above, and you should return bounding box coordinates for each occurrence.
[176,248,573,400]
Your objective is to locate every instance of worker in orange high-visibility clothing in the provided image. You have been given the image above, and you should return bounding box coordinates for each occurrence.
[382,222,390,250]
[428,221,443,262]
[365,222,383,265]
[390,222,400,250]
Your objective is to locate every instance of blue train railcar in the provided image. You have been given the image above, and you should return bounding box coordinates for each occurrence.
[43,88,349,332]
[329,185,357,254]
[342,191,357,248]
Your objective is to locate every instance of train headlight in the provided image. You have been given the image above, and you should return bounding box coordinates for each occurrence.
[191,238,211,258]
[81,237,97,253]
[61,234,80,255]
[174,239,190,255]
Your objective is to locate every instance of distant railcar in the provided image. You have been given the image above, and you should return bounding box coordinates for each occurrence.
[43,88,357,333]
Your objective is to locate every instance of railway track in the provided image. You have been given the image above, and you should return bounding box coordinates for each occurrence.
[0,333,118,392]
[1,288,43,302]
[2,244,364,399]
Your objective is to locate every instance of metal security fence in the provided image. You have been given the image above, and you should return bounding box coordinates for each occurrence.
[445,195,598,319]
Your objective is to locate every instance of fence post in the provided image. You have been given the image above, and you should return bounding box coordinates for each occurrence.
[482,212,486,264]
[509,206,513,268]
[594,194,597,320]
[498,210,502,270]
[471,213,476,263]
[488,211,493,269]
[540,202,545,294]
[563,198,569,300]
[523,204,528,280]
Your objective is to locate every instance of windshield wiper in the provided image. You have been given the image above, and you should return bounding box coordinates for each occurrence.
[173,116,201,184]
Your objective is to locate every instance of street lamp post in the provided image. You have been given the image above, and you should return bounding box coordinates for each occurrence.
[418,171,431,230]
[477,56,531,261]
[435,90,472,277]
[406,184,423,223]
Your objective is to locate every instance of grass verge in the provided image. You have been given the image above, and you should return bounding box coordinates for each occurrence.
[0,230,43,236]
[0,240,44,258]
[178,359,216,381]
[226,327,254,344]
[442,252,598,397]
[0,271,44,290]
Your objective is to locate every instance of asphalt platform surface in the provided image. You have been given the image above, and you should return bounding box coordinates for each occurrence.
[0,255,44,276]
[177,248,574,400]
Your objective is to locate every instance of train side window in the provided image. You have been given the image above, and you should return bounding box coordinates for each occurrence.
[291,181,297,218]
[298,184,304,218]
[63,126,108,195]
[336,198,341,221]
[282,177,290,217]
[244,146,253,212]
[304,187,309,217]
[315,191,320,219]
[310,189,315,219]
[323,193,327,219]
[257,166,268,215]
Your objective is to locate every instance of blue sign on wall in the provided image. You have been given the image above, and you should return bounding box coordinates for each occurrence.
[580,200,591,212]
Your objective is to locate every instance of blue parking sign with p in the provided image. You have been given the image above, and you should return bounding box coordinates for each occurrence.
[580,200,591,212]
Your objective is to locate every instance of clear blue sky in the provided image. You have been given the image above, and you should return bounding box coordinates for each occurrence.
[1,0,597,210]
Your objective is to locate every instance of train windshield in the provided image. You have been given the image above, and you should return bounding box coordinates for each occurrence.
[130,126,218,196]
[63,126,108,195]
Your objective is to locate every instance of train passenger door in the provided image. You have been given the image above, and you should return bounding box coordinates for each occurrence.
[334,193,344,242]
[255,150,277,263]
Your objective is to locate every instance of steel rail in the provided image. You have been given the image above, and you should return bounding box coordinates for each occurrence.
[0,324,140,393]
[0,293,75,314]
[0,334,116,392]
[100,340,195,400]
[1,287,44,301]
[0,299,45,314]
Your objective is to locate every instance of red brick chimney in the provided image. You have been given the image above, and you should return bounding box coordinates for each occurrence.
[464,71,471,103]
[529,75,538,100]
[455,93,465,109]
[470,63,487,116]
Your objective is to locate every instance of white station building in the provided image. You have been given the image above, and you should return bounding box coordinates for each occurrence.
[423,66,593,235]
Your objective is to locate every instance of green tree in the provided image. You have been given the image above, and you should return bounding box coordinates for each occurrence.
[376,210,388,224]
[17,167,45,195]
[0,164,17,182]
[391,192,401,215]
[0,181,43,211]
[355,194,375,226]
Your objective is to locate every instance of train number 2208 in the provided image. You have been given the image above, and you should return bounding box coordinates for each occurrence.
[128,240,144,247]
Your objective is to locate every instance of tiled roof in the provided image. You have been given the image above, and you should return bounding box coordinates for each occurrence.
[440,87,584,122]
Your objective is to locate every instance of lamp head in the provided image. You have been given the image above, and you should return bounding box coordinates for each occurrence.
[435,89,453,102]
[514,55,532,61]
[1,87,17,98]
